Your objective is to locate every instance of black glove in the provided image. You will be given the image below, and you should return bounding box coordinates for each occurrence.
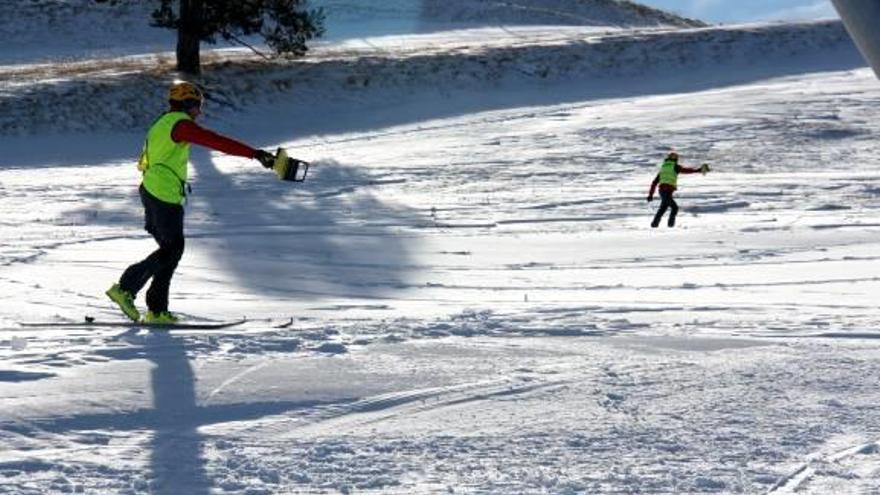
[647,195,653,202]
[255,150,275,169]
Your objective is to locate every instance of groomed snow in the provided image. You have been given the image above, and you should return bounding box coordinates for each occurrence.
[2,3,880,495]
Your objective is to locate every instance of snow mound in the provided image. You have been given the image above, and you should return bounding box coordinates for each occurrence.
[420,0,705,27]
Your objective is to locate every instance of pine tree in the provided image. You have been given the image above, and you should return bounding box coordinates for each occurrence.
[95,0,324,75]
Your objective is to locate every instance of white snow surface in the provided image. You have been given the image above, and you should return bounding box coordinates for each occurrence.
[3,5,880,495]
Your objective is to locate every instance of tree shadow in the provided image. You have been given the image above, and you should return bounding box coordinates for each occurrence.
[47,146,423,303]
[185,148,421,300]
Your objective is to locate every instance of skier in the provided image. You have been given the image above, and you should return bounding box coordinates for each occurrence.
[105,81,279,324]
[647,151,709,228]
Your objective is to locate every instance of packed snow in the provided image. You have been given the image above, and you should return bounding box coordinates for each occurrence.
[2,1,880,494]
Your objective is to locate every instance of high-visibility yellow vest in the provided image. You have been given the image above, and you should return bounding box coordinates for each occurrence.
[658,159,678,187]
[139,112,191,205]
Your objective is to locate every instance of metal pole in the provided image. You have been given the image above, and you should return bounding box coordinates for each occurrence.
[832,0,880,79]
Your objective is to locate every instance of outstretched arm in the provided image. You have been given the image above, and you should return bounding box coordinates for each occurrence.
[675,164,702,174]
[171,120,258,159]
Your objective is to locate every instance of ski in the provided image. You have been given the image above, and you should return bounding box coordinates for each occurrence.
[19,316,247,330]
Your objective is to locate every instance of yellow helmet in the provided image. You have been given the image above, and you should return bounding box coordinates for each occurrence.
[168,81,203,105]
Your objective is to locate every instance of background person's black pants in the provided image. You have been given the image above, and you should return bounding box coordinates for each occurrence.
[651,189,678,228]
[119,185,185,313]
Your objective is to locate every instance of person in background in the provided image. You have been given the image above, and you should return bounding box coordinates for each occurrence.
[647,151,709,228]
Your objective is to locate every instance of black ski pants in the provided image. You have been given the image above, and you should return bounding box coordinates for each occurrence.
[119,185,185,313]
[651,189,678,228]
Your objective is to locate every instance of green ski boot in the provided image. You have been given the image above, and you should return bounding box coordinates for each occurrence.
[105,284,140,322]
[143,311,180,325]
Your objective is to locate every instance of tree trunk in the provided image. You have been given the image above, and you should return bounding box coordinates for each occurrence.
[176,0,203,76]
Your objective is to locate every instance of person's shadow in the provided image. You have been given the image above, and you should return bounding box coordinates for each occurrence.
[19,330,328,492]
[145,331,211,495]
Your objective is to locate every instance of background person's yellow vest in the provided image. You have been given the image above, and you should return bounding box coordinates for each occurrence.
[139,112,192,205]
[658,159,678,187]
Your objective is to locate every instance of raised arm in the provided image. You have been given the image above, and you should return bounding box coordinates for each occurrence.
[675,164,702,174]
[171,120,258,159]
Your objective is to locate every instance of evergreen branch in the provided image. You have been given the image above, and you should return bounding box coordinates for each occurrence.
[223,30,275,61]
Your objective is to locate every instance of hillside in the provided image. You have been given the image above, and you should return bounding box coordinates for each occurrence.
[321,0,705,30]
[0,0,700,65]
[3,41,880,495]
[0,20,861,139]
[5,2,880,495]
[0,0,164,63]
[419,0,705,27]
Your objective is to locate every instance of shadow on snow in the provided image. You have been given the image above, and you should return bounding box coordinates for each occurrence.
[183,148,421,300]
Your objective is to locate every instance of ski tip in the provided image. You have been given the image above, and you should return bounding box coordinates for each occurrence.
[273,317,295,329]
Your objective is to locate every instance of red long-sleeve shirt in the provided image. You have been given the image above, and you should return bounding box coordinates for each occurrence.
[648,164,701,198]
[171,120,258,159]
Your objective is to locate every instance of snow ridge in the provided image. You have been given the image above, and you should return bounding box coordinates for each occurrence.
[0,21,860,139]
[420,0,705,27]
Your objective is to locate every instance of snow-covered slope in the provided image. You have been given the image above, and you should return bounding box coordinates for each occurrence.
[0,0,700,65]
[3,61,880,493]
[0,0,168,64]
[3,3,880,495]
[419,0,705,27]
[320,0,705,30]
[0,20,861,138]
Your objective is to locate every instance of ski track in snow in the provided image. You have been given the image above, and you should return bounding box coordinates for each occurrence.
[3,9,880,495]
